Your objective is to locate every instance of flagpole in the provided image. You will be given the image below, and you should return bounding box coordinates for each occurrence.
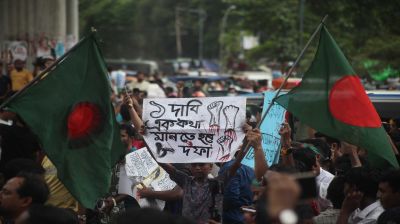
[0,30,97,110]
[257,15,328,129]
[231,15,329,174]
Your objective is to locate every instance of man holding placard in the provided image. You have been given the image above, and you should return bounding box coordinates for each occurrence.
[159,129,262,224]
[142,97,267,223]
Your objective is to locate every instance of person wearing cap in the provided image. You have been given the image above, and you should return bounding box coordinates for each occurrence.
[280,123,335,212]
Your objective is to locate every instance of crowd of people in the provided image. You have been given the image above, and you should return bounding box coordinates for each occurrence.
[0,57,398,224]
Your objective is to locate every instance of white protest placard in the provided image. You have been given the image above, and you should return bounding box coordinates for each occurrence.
[242,91,286,167]
[125,148,158,178]
[123,148,178,210]
[125,148,177,190]
[143,97,246,163]
[118,165,166,210]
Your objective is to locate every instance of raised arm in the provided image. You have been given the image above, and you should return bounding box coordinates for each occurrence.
[176,81,184,98]
[123,94,143,130]
[279,123,295,167]
[225,127,268,183]
[341,142,362,168]
[247,129,268,181]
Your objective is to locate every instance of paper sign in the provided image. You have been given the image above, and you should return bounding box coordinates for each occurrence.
[125,148,177,192]
[125,149,158,177]
[242,92,286,167]
[118,164,166,210]
[123,148,178,210]
[143,97,246,163]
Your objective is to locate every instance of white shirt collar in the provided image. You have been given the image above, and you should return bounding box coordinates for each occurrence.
[355,201,383,219]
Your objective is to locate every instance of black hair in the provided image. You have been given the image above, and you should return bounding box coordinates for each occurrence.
[334,154,369,176]
[25,204,78,224]
[292,146,318,172]
[119,124,136,137]
[132,88,141,94]
[3,158,45,181]
[107,66,113,73]
[377,207,400,224]
[119,104,131,122]
[379,169,400,193]
[34,57,54,67]
[165,86,174,94]
[333,154,352,176]
[295,204,315,222]
[116,207,195,224]
[314,132,341,147]
[246,111,251,119]
[269,164,299,174]
[327,176,345,209]
[344,168,380,199]
[15,172,49,204]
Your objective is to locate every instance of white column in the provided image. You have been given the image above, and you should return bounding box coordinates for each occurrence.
[0,0,9,42]
[26,0,36,38]
[51,0,67,39]
[35,0,50,35]
[8,0,18,39]
[67,0,79,39]
[18,0,28,38]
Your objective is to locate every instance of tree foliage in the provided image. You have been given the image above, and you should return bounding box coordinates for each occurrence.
[80,0,228,60]
[79,0,400,76]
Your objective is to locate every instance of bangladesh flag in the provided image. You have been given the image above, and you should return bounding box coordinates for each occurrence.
[7,34,125,208]
[276,26,399,168]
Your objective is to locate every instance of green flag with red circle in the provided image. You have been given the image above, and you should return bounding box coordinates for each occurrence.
[276,25,399,168]
[7,34,125,208]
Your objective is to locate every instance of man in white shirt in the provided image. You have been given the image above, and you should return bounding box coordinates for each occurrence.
[292,141,334,211]
[129,72,150,92]
[336,168,383,224]
[348,200,384,224]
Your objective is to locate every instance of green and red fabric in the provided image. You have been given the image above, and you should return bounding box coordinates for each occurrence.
[7,34,125,208]
[276,26,399,168]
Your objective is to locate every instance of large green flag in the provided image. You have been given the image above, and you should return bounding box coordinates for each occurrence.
[276,26,399,168]
[7,34,125,208]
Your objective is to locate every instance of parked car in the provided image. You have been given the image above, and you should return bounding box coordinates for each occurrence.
[242,90,400,120]
[106,59,159,75]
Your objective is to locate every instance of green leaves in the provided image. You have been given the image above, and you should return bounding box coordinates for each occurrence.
[78,0,400,76]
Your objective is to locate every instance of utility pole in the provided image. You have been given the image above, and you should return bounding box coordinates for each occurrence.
[175,7,182,58]
[198,9,206,66]
[175,7,206,63]
[219,5,236,74]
